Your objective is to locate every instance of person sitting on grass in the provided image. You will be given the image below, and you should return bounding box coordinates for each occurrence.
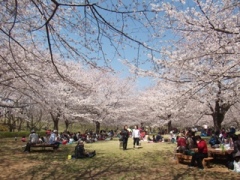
[155,132,163,142]
[73,140,96,158]
[189,135,208,170]
[147,135,154,142]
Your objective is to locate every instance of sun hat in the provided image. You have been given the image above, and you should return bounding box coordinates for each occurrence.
[178,133,184,137]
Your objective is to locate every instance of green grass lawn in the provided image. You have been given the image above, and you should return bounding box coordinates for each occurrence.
[0,137,240,180]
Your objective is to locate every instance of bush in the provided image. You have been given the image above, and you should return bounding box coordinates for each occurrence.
[0,124,8,132]
[0,131,46,138]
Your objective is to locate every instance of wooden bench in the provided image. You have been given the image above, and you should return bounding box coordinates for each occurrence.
[202,157,214,168]
[175,153,213,168]
[175,153,192,164]
[30,143,59,151]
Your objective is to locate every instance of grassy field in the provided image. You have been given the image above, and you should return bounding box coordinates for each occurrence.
[0,137,240,180]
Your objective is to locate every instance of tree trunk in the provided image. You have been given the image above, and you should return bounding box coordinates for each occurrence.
[50,111,61,131]
[7,114,15,132]
[17,117,23,132]
[64,119,72,132]
[211,100,231,132]
[26,121,30,131]
[53,119,59,131]
[167,120,172,134]
[209,82,232,132]
[95,121,100,134]
[212,114,223,132]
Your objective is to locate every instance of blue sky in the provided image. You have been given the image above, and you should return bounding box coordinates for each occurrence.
[85,0,163,89]
[110,57,155,90]
[49,0,175,89]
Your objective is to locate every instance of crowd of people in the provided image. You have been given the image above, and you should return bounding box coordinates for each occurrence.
[171,127,240,173]
[23,129,60,153]
[23,129,114,153]
[21,125,240,173]
[172,129,207,170]
[147,132,163,143]
[118,124,153,150]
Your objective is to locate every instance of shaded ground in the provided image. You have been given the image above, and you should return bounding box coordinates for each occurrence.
[0,138,240,180]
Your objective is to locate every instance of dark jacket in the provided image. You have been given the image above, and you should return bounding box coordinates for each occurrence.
[233,140,240,158]
[75,145,86,158]
[121,129,129,139]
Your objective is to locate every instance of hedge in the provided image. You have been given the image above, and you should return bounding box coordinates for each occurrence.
[0,131,46,138]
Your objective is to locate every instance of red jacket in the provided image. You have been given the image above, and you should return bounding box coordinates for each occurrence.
[177,137,186,147]
[197,139,208,154]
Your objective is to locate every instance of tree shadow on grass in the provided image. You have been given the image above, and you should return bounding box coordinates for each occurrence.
[1,139,240,180]
[141,150,240,180]
[22,154,132,180]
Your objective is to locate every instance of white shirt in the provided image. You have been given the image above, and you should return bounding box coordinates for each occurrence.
[132,129,140,138]
[234,161,240,173]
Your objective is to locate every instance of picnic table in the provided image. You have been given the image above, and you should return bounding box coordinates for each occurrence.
[175,146,234,168]
[193,147,234,165]
[208,147,233,161]
[191,147,233,156]
[208,147,233,155]
[175,152,213,168]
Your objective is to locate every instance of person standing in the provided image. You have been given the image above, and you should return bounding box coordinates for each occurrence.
[132,125,140,148]
[121,125,129,150]
[189,135,208,170]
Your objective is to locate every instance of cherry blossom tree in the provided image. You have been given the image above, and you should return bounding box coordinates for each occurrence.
[133,0,240,131]
[0,0,163,74]
[1,0,161,131]
[1,49,137,131]
[1,0,240,132]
